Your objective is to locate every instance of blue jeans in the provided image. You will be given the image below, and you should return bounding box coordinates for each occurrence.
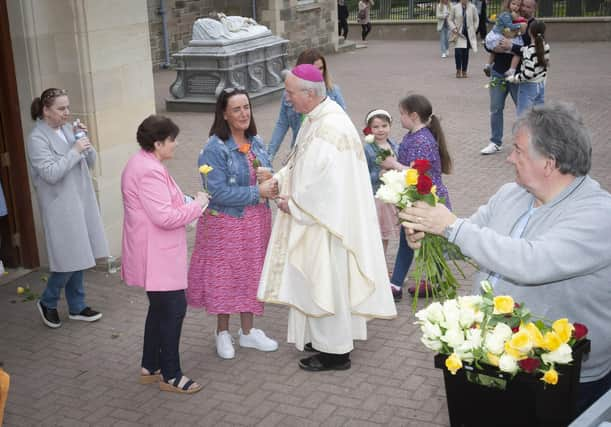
[142,290,187,382]
[40,270,86,314]
[576,369,611,417]
[489,70,518,146]
[454,48,470,72]
[390,227,414,288]
[439,27,449,54]
[516,81,545,117]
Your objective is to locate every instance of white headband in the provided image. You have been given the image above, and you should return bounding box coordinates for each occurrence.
[366,109,392,124]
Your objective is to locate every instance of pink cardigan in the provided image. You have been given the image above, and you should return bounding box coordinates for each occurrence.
[121,149,203,291]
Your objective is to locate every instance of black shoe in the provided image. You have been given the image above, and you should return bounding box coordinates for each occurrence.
[69,307,102,322]
[304,343,317,352]
[483,65,491,77]
[37,300,61,328]
[391,286,403,302]
[299,354,351,372]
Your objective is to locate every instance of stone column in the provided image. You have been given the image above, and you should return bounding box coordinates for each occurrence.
[8,0,156,264]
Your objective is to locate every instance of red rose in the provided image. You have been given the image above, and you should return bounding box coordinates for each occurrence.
[518,357,541,373]
[573,323,588,340]
[412,159,431,174]
[363,126,372,135]
[416,174,433,195]
[511,326,520,333]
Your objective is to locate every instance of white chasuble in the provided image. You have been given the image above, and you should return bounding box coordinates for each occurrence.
[258,98,397,353]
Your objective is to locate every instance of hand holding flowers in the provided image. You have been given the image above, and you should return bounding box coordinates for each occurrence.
[375,159,472,307]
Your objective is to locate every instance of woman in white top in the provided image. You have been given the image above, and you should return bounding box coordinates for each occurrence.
[436,0,451,58]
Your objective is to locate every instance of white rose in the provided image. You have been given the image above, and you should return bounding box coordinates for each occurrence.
[458,306,476,328]
[484,333,505,355]
[375,186,400,205]
[426,302,445,324]
[541,343,573,365]
[442,327,465,349]
[455,343,475,363]
[421,321,442,340]
[465,328,483,349]
[493,323,513,342]
[458,295,483,310]
[480,280,493,294]
[499,354,519,374]
[421,337,443,352]
[364,134,375,144]
[441,299,460,329]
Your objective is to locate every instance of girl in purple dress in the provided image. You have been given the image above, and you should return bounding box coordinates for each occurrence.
[380,94,453,300]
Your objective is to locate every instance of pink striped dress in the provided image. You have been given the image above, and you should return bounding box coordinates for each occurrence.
[187,152,271,314]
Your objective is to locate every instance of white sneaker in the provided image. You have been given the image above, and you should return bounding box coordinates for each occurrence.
[215,330,235,359]
[480,143,502,155]
[441,53,448,58]
[238,328,278,352]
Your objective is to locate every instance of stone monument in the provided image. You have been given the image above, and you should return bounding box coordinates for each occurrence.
[166,13,288,112]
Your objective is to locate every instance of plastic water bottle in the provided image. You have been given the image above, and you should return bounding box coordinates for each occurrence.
[107,256,118,274]
[73,119,86,139]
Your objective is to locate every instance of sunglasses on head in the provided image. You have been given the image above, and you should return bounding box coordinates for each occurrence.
[41,88,67,102]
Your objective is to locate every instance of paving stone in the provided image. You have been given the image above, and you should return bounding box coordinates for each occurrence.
[1,40,610,427]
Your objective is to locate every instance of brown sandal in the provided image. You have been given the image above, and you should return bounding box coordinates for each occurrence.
[139,368,161,384]
[159,375,202,394]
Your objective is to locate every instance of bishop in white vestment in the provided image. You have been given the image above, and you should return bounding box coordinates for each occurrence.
[257,64,397,371]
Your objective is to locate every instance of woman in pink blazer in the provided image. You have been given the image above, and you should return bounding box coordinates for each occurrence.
[121,115,209,394]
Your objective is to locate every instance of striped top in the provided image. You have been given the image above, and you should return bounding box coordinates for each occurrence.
[514,42,551,83]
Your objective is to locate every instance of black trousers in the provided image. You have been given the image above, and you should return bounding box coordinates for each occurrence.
[338,5,349,38]
[141,290,187,382]
[361,23,372,41]
[454,37,472,72]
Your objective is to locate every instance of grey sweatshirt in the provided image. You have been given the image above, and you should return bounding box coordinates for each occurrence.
[449,176,611,382]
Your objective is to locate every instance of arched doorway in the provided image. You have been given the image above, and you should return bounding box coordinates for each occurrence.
[0,0,39,270]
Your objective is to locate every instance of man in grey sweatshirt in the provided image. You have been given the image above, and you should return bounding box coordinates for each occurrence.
[402,102,611,416]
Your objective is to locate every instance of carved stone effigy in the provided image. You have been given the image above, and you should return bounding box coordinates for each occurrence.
[166,14,288,112]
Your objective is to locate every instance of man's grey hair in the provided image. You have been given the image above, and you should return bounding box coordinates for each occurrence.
[513,102,592,176]
[282,70,326,99]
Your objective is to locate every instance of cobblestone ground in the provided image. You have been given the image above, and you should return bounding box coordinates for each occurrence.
[1,41,610,427]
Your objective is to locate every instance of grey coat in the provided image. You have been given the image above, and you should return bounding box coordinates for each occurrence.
[448,176,611,382]
[27,120,109,272]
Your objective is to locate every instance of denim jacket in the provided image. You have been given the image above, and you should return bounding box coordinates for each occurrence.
[198,134,272,218]
[267,85,347,159]
[364,139,399,193]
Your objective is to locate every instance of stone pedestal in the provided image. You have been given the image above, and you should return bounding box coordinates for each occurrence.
[166,30,288,112]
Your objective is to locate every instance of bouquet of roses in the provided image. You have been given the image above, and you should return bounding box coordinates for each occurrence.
[415,280,589,386]
[375,159,471,308]
[363,126,392,165]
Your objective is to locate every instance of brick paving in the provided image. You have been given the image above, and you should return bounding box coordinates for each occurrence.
[1,40,610,427]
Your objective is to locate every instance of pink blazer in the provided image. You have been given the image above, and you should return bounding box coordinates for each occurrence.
[121,149,203,291]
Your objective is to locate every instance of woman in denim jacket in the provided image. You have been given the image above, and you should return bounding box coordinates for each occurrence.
[268,49,346,161]
[187,88,279,360]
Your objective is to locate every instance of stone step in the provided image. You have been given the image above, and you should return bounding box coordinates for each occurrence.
[337,38,357,53]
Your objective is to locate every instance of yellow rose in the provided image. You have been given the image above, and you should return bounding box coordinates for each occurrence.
[507,330,533,354]
[199,164,214,175]
[445,353,463,375]
[552,318,574,343]
[524,322,544,348]
[431,185,437,195]
[405,168,419,186]
[504,341,527,360]
[542,331,562,352]
[493,295,514,315]
[486,352,500,367]
[542,367,559,385]
[17,286,25,295]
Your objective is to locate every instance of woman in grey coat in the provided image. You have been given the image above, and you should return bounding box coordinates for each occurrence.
[27,88,109,328]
